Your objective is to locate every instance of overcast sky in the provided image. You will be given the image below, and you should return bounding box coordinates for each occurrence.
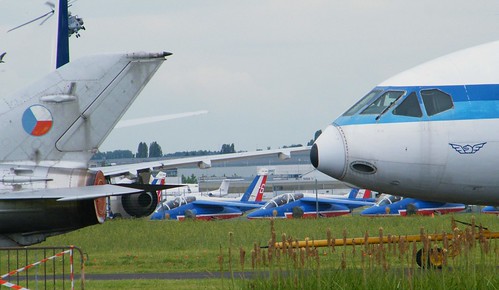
[1,1,499,154]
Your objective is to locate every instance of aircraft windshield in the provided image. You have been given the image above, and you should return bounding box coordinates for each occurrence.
[361,91,405,115]
[164,196,196,210]
[262,193,304,209]
[376,195,402,206]
[343,89,382,116]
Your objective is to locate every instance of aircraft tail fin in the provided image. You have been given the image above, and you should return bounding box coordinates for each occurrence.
[151,171,167,202]
[348,188,373,199]
[204,179,230,197]
[347,188,360,199]
[218,179,230,196]
[1,52,169,166]
[240,170,268,202]
[360,189,372,199]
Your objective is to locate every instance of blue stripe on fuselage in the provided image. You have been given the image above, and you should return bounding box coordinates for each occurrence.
[334,84,499,126]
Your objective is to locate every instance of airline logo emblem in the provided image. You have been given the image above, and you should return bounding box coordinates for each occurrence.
[22,105,53,136]
[449,142,486,154]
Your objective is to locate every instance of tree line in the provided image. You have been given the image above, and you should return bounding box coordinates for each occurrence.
[91,142,237,160]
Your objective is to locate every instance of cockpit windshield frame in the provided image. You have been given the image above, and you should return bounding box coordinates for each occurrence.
[376,195,402,206]
[361,90,405,115]
[262,193,304,209]
[342,89,382,116]
[163,196,196,210]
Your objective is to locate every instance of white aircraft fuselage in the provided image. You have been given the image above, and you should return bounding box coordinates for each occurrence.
[311,41,499,206]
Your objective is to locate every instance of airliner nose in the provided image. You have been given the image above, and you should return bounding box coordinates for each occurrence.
[310,125,346,180]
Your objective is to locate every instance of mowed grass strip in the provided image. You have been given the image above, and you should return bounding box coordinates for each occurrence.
[38,213,498,275]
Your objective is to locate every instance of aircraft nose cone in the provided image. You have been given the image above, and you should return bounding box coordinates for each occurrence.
[310,143,319,168]
[359,206,378,216]
[310,125,346,179]
[246,209,264,219]
[150,212,162,220]
[150,209,169,220]
[246,211,257,218]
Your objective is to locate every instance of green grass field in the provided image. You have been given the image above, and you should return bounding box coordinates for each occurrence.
[34,213,498,289]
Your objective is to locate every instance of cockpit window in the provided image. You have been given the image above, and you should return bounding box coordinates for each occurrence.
[421,89,453,116]
[360,91,405,115]
[388,195,402,203]
[185,196,196,203]
[262,200,277,209]
[164,196,196,210]
[377,198,391,206]
[165,198,182,210]
[392,92,422,117]
[262,193,304,210]
[343,89,382,116]
[376,195,402,206]
[292,193,304,200]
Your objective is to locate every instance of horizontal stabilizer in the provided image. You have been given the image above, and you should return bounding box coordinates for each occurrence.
[117,183,185,191]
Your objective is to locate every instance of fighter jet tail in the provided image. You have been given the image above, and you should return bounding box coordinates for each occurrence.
[0,52,170,167]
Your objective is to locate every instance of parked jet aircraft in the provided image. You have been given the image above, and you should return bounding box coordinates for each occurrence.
[0,0,310,246]
[481,206,499,214]
[311,41,499,206]
[246,188,373,219]
[203,180,230,197]
[109,173,233,218]
[150,172,267,220]
[151,171,230,198]
[0,50,172,246]
[360,195,466,216]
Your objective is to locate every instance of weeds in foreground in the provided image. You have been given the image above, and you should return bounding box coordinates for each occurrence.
[219,217,499,289]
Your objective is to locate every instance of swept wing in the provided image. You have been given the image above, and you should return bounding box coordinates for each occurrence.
[94,147,311,177]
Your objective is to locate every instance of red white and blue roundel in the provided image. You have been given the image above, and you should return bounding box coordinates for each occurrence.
[22,105,53,136]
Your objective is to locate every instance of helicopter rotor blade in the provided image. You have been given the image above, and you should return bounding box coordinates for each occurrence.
[7,10,55,33]
[39,12,54,26]
[39,2,56,26]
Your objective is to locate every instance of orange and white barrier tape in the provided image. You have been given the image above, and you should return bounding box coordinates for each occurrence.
[0,247,75,290]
